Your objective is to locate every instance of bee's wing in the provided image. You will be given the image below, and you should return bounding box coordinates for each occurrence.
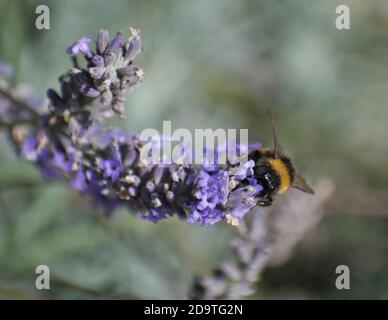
[267,110,284,157]
[291,173,315,194]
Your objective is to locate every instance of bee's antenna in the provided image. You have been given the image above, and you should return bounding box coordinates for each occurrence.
[267,110,283,157]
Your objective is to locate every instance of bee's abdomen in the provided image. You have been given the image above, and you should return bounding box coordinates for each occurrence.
[266,157,292,193]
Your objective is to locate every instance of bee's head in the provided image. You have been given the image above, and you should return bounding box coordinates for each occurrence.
[266,110,315,195]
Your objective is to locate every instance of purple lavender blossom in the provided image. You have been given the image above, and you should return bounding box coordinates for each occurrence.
[188,168,229,225]
[62,28,144,117]
[14,125,262,226]
[97,147,123,181]
[2,28,265,227]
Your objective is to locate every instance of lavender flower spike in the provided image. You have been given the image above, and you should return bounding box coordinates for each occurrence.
[1,28,267,227]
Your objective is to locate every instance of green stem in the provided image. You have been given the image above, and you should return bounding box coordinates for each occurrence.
[0,83,40,121]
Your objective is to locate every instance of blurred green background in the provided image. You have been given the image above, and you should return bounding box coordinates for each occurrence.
[0,0,388,299]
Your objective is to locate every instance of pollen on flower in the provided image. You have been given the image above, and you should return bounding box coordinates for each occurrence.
[226,214,239,226]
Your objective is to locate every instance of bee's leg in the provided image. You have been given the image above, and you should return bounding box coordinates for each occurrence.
[257,193,273,207]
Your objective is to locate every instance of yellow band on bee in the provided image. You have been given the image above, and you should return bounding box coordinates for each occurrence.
[267,158,291,193]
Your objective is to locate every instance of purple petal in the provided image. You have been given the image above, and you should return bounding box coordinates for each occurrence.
[92,55,105,67]
[69,169,87,191]
[125,29,142,61]
[104,32,122,54]
[21,136,38,159]
[66,36,93,58]
[80,85,100,97]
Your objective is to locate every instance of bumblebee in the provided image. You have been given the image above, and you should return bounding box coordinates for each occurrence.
[249,111,314,206]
